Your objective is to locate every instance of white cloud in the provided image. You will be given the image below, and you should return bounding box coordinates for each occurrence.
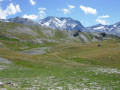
[0,3,21,19]
[96,19,108,25]
[96,15,110,25]
[80,5,97,15]
[39,10,45,14]
[5,3,21,15]
[98,15,110,19]
[38,8,46,11]
[0,0,12,2]
[57,8,70,14]
[29,0,36,6]
[0,8,6,19]
[57,5,75,14]
[39,11,45,19]
[38,8,46,19]
[22,14,38,20]
[68,5,75,9]
[63,9,70,14]
[0,0,3,2]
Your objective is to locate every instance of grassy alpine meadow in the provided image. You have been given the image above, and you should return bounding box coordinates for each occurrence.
[0,38,120,89]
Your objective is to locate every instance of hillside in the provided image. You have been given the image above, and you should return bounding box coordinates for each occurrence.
[0,21,120,89]
[1,16,120,37]
[0,21,115,50]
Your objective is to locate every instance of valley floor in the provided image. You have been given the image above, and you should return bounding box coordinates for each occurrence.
[0,39,120,89]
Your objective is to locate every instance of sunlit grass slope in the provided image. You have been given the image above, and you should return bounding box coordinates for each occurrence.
[0,22,120,89]
[0,39,120,89]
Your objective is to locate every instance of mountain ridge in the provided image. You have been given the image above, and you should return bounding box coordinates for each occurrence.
[0,16,38,25]
[37,16,86,31]
[0,16,120,36]
[87,22,120,36]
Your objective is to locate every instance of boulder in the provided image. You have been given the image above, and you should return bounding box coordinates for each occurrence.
[0,82,3,86]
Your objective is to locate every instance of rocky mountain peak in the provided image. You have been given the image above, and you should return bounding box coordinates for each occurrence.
[37,16,85,31]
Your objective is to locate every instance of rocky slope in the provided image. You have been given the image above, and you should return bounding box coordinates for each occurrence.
[0,21,116,47]
[0,16,119,42]
[1,16,120,37]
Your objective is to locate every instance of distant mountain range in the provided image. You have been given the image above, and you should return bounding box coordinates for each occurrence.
[87,22,120,36]
[0,16,37,25]
[37,16,85,31]
[0,16,120,36]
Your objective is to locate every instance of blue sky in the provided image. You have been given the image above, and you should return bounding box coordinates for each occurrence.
[0,0,120,27]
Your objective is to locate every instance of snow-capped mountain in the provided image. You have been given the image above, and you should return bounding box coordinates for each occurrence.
[87,22,120,36]
[37,16,85,31]
[0,16,120,36]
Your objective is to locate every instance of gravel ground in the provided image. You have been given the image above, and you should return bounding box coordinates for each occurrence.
[0,57,12,64]
[18,47,50,55]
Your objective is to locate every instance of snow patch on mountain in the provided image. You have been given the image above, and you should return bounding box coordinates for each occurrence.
[87,22,120,36]
[93,26,105,30]
[37,16,85,31]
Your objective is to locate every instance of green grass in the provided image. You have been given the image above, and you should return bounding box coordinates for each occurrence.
[0,62,119,89]
[0,22,120,89]
[0,39,120,89]
[0,38,43,51]
[51,39,120,68]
